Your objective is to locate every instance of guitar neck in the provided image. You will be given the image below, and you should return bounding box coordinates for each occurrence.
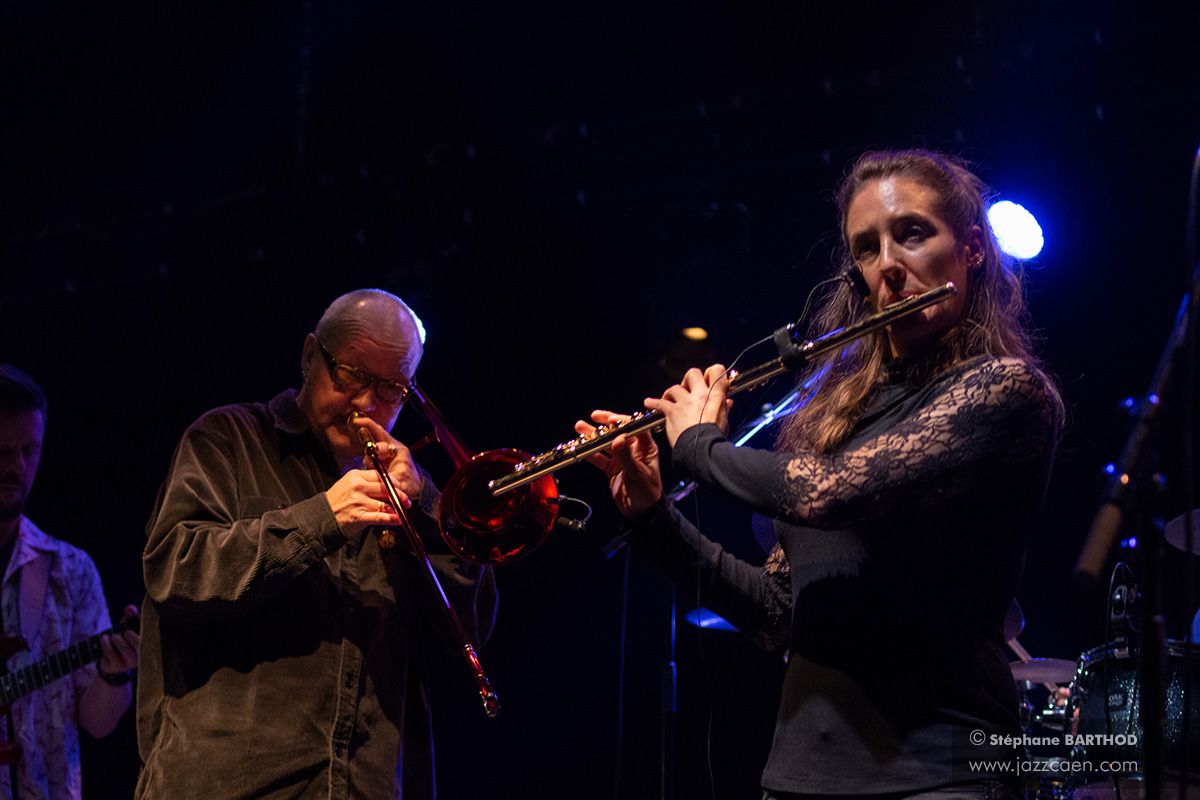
[0,620,134,706]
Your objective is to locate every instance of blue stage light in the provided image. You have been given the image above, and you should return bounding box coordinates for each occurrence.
[987,200,1044,260]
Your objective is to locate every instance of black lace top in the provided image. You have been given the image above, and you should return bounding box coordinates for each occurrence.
[630,356,1060,794]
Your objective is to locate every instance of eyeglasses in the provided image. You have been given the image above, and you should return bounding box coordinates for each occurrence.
[315,337,411,404]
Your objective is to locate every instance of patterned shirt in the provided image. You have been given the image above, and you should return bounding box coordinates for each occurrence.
[0,517,113,800]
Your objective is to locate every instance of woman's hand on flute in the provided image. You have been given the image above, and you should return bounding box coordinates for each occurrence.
[575,411,663,518]
[644,364,732,448]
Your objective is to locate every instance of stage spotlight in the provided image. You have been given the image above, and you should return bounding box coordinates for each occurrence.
[987,200,1044,260]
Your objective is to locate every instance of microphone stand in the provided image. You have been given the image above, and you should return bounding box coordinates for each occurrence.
[661,587,677,800]
[1073,281,1200,797]
[1075,293,1189,582]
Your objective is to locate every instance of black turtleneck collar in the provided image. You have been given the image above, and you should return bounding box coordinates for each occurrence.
[882,352,940,386]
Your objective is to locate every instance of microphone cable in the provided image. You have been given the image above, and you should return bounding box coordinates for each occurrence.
[1177,140,1200,800]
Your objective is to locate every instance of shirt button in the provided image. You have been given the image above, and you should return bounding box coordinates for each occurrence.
[344,672,355,689]
[345,544,357,558]
[335,746,344,758]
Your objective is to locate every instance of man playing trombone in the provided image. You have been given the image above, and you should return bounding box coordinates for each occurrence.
[137,289,496,799]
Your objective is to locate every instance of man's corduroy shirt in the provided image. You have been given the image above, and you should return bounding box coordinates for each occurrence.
[135,389,497,799]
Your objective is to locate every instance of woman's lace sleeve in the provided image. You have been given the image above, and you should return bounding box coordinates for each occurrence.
[673,357,1060,528]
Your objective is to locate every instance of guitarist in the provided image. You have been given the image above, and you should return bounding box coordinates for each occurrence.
[0,365,140,799]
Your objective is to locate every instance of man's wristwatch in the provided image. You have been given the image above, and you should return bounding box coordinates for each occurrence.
[96,662,136,687]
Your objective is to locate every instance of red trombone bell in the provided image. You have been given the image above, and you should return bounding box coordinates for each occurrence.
[408,384,559,564]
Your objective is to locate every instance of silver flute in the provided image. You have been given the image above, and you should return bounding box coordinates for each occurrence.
[489,282,958,496]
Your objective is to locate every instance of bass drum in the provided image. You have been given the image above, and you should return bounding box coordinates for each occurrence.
[1068,640,1200,799]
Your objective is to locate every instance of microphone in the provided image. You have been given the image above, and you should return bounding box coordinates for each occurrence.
[843,264,870,298]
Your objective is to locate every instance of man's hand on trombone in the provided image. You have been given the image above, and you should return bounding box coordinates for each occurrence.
[325,415,424,536]
[350,413,423,503]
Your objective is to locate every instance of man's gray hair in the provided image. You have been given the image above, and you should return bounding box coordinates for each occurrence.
[314,289,426,374]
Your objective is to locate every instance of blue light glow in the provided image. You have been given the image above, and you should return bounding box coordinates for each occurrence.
[987,200,1044,260]
[733,363,829,446]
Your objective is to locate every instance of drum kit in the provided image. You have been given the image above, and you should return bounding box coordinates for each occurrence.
[1009,514,1200,799]
[681,508,1200,799]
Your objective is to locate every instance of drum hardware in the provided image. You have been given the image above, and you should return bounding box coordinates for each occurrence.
[1006,613,1074,749]
[1034,703,1069,734]
[1109,563,1140,640]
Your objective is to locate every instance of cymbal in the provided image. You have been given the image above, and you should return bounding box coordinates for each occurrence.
[1165,509,1200,554]
[1010,658,1076,684]
[1004,598,1025,642]
[684,607,739,633]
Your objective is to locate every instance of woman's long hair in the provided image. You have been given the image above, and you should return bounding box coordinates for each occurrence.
[777,149,1060,454]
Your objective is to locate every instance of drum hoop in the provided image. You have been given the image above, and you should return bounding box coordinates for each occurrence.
[1077,638,1200,671]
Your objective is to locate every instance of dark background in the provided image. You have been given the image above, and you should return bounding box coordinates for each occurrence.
[3,2,1200,797]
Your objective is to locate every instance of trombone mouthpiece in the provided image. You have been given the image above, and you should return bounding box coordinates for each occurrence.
[346,412,376,447]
